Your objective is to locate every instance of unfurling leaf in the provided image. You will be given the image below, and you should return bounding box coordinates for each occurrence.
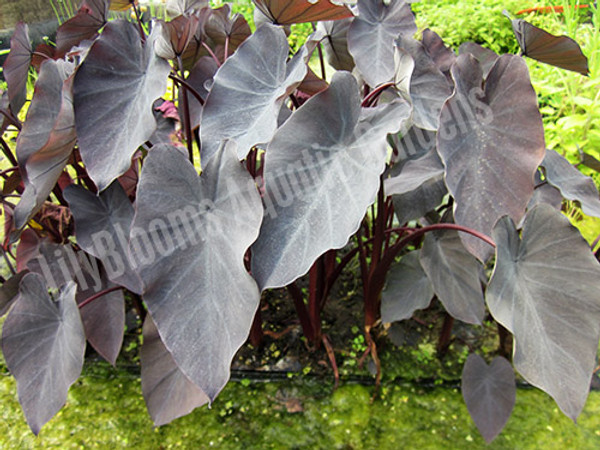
[131,142,263,400]
[2,273,85,435]
[487,204,600,420]
[251,72,411,289]
[461,354,516,443]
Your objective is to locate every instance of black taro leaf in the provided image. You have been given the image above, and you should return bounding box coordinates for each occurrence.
[380,251,433,323]
[204,4,252,57]
[77,272,124,366]
[390,126,436,163]
[458,42,499,79]
[0,271,27,317]
[55,0,109,56]
[317,19,355,72]
[14,62,76,230]
[141,316,209,426]
[396,35,453,130]
[386,148,447,225]
[150,99,178,145]
[3,22,31,115]
[200,24,307,161]
[509,17,589,76]
[155,15,202,60]
[487,205,600,421]
[2,273,85,435]
[252,0,353,25]
[251,72,411,289]
[73,20,171,191]
[347,0,416,87]
[180,56,218,131]
[131,142,263,400]
[421,29,456,75]
[542,149,600,217]
[166,0,208,16]
[527,171,563,211]
[461,354,516,443]
[420,228,485,324]
[64,182,143,294]
[437,54,545,262]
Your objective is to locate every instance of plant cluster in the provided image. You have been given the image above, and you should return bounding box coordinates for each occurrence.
[1,0,600,443]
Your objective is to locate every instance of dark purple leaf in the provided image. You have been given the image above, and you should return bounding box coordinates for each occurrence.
[386,148,447,225]
[461,354,516,443]
[155,15,201,60]
[200,24,307,161]
[458,42,499,79]
[396,35,453,130]
[179,56,218,131]
[487,204,600,420]
[509,16,589,76]
[166,0,208,16]
[347,0,416,87]
[421,28,456,75]
[0,271,27,317]
[381,251,433,323]
[73,20,171,191]
[131,142,263,400]
[149,99,178,145]
[2,273,85,435]
[297,67,329,96]
[16,228,40,272]
[390,126,436,162]
[55,0,109,56]
[204,4,252,57]
[13,61,76,229]
[317,19,355,72]
[251,72,411,289]
[141,316,209,426]
[252,0,353,25]
[527,171,563,211]
[64,182,143,294]
[3,22,31,115]
[437,54,545,261]
[420,227,485,324]
[542,149,600,217]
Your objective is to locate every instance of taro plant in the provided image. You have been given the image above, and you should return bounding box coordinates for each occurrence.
[1,0,600,443]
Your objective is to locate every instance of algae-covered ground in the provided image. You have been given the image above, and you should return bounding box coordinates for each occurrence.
[1,362,599,449]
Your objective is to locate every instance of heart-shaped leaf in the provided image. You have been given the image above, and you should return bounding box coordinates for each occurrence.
[386,148,447,225]
[422,29,456,75]
[141,316,209,426]
[420,227,485,324]
[2,273,85,435]
[458,42,499,79]
[251,72,411,289]
[73,20,171,191]
[166,0,208,16]
[461,354,516,443]
[395,35,453,130]
[381,251,433,323]
[542,149,600,217]
[252,0,353,25]
[437,54,545,261]
[14,61,76,230]
[3,22,31,115]
[131,142,263,400]
[200,24,308,161]
[347,0,416,87]
[204,4,252,58]
[487,204,600,420]
[64,182,143,294]
[317,19,355,72]
[55,0,109,56]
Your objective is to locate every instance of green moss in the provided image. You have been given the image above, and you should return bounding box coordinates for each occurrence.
[1,363,600,448]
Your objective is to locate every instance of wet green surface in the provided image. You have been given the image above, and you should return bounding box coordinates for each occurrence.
[1,363,599,449]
